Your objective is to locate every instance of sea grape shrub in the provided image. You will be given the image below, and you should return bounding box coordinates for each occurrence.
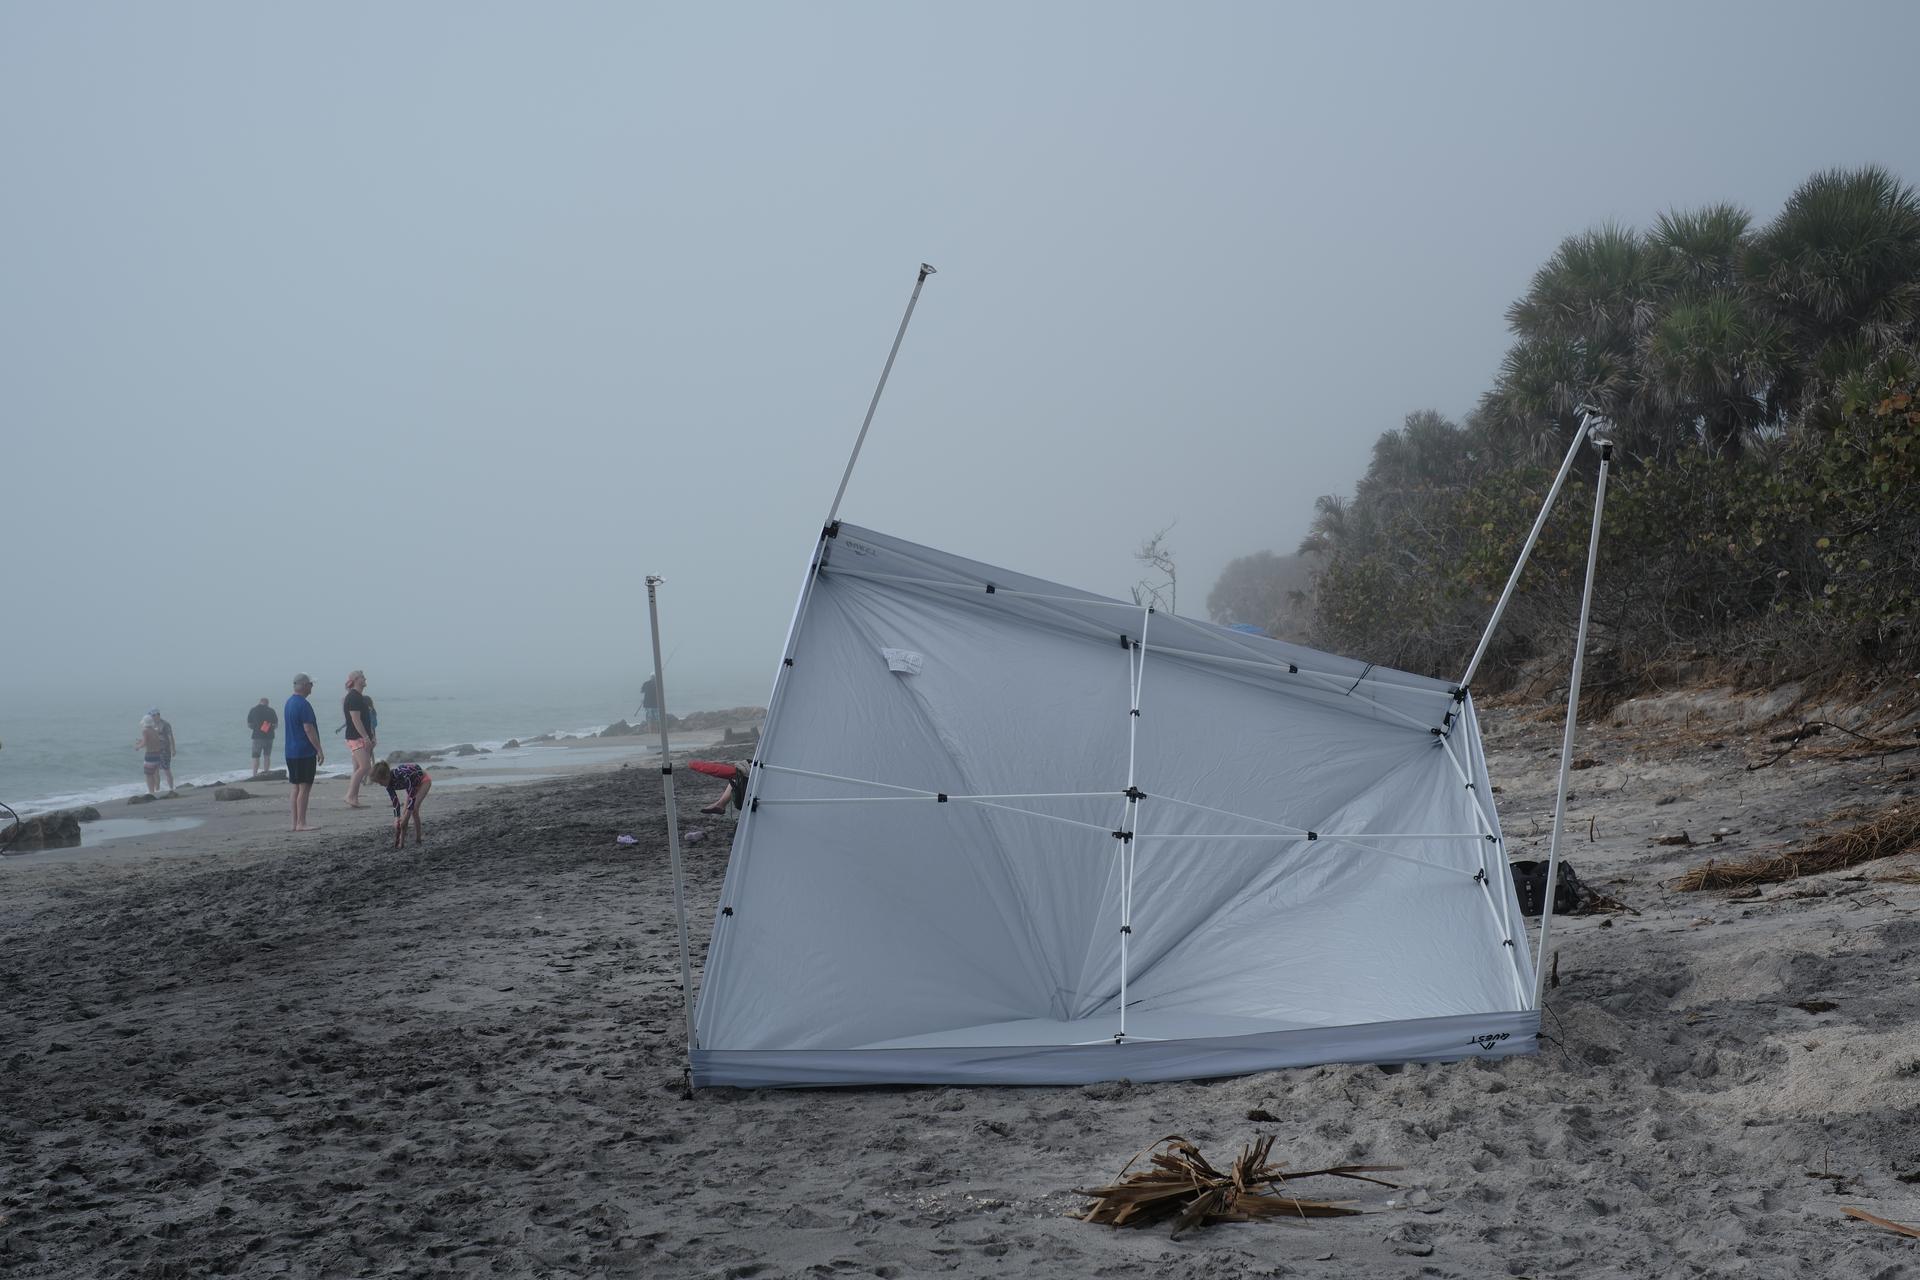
[1299,370,1920,686]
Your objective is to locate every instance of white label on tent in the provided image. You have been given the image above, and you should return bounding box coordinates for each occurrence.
[882,647,924,675]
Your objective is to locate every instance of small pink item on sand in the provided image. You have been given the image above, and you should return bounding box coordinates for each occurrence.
[615,834,637,846]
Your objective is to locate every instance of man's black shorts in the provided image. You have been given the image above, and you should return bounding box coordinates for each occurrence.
[287,756,318,785]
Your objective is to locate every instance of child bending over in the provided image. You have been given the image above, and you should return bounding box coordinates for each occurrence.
[371,760,433,849]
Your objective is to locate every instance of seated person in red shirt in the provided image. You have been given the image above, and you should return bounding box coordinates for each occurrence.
[688,759,748,815]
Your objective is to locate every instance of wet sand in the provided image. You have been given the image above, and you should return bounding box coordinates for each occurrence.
[5,690,1920,1277]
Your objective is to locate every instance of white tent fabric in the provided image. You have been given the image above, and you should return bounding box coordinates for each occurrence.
[691,523,1539,1087]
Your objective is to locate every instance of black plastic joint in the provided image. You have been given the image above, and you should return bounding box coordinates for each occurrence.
[936,793,948,803]
[1307,831,1319,841]
[1464,781,1477,791]
[1503,938,1515,948]
[1599,442,1614,462]
[1123,786,1146,801]
[1430,727,1443,737]
[823,521,841,539]
[1484,833,1498,842]
[1287,663,1298,674]
[783,657,794,667]
[1119,925,1132,935]
[1451,687,1468,702]
[721,906,734,917]
[660,765,673,775]
[1129,708,1141,717]
[750,798,760,812]
[1473,868,1487,884]
[1119,634,1130,649]
[984,583,996,594]
[1112,830,1133,842]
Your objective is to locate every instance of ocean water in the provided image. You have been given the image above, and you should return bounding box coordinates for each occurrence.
[0,673,765,818]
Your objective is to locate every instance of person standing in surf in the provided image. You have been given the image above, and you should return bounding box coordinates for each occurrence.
[247,697,278,775]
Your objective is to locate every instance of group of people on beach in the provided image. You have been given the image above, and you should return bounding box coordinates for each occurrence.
[139,674,428,844]
[276,671,429,845]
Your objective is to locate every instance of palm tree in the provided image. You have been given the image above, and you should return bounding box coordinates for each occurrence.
[1744,165,1920,419]
[1648,203,1751,294]
[1297,494,1354,556]
[1498,224,1667,452]
[1641,292,1786,457]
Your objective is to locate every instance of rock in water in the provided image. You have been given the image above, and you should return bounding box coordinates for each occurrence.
[128,794,155,806]
[502,739,519,750]
[599,720,635,738]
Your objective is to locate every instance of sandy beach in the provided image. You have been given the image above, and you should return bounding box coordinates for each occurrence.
[5,686,1920,1278]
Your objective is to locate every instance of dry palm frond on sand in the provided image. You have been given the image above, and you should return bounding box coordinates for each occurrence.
[1074,1135,1401,1237]
[1674,804,1920,891]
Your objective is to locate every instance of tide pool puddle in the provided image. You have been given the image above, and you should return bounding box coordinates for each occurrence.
[81,817,206,846]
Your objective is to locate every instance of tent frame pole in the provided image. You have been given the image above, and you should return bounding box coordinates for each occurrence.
[645,575,699,1081]
[1457,412,1598,695]
[1533,438,1613,1008]
[825,263,938,528]
[1114,606,1151,1042]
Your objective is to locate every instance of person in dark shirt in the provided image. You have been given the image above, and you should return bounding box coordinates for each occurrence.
[343,670,376,809]
[247,698,278,775]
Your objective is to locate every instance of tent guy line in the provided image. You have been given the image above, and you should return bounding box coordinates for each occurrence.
[752,762,1486,844]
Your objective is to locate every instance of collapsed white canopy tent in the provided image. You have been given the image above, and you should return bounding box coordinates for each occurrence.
[688,524,1540,1087]
[647,266,1611,1089]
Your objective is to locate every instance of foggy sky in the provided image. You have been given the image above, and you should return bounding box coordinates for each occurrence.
[4,2,1916,708]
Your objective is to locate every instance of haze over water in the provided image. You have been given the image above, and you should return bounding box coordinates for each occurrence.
[4,4,1916,816]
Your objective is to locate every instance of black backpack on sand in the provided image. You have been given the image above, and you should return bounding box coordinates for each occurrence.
[1510,859,1585,916]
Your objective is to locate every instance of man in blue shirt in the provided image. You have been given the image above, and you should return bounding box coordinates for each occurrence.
[284,672,325,831]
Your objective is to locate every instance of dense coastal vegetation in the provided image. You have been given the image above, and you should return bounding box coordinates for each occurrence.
[1212,165,1920,692]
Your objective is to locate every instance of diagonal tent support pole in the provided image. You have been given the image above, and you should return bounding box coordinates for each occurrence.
[697,264,938,1016]
[646,575,698,1087]
[826,263,938,528]
[1533,438,1613,1008]
[1457,411,1599,696]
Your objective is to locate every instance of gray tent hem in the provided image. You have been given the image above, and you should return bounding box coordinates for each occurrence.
[692,1009,1540,1088]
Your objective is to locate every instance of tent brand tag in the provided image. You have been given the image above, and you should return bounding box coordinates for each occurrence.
[883,648,925,675]
[1470,1032,1510,1051]
[844,539,877,557]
